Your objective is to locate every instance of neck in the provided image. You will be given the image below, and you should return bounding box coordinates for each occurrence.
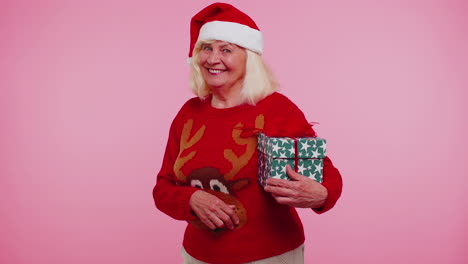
[210,83,244,109]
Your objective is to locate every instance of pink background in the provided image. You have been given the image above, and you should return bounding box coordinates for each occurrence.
[2,0,467,263]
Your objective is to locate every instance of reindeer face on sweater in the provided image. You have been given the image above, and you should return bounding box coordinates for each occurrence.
[187,167,250,196]
[173,115,265,231]
[186,167,251,230]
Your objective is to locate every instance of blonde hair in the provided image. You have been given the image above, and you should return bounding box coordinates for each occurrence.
[189,40,278,105]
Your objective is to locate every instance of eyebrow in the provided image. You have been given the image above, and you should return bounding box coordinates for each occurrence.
[219,43,236,49]
[200,42,237,49]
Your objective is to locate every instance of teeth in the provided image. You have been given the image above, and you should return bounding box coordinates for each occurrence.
[208,69,223,74]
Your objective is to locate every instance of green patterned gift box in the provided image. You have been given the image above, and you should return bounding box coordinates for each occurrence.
[257,133,326,186]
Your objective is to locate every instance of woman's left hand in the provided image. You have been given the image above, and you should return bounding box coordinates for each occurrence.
[264,165,328,208]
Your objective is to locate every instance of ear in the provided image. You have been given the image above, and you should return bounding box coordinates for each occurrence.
[230,178,251,190]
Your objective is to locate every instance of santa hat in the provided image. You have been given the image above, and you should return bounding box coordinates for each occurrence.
[189,3,263,60]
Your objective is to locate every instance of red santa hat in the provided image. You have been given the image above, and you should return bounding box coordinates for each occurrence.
[189,3,263,60]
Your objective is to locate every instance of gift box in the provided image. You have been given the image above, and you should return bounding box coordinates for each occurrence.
[257,133,326,186]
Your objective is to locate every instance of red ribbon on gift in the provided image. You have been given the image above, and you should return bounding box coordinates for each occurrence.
[242,120,318,176]
[293,138,299,172]
[247,122,317,174]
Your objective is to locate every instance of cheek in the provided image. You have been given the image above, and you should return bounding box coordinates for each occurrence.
[237,61,247,75]
[228,57,246,72]
[197,54,207,65]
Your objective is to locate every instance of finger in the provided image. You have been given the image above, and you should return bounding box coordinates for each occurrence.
[199,215,217,230]
[273,195,295,206]
[274,194,317,208]
[216,210,235,230]
[227,204,240,225]
[206,200,237,230]
[208,213,226,230]
[191,193,225,230]
[221,204,240,228]
[208,200,232,229]
[286,165,307,181]
[265,185,296,197]
[229,206,240,226]
[266,177,295,188]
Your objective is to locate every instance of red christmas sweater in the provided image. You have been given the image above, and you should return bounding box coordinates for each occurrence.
[153,92,342,264]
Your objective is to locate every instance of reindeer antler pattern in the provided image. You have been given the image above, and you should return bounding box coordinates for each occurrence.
[173,119,206,181]
[223,114,264,180]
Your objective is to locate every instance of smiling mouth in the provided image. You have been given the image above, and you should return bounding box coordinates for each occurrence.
[207,68,225,75]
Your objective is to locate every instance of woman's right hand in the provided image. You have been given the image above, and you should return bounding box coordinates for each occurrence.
[189,190,239,230]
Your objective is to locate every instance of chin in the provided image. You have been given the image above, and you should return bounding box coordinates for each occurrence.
[205,78,227,88]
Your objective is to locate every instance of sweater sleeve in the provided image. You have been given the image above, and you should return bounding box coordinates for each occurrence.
[312,156,343,214]
[265,93,343,214]
[152,112,199,221]
[288,111,343,214]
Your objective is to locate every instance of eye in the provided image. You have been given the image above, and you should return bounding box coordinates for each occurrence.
[222,49,231,53]
[201,45,212,51]
[190,179,203,189]
[209,179,229,194]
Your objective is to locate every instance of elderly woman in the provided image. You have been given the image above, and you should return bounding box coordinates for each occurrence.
[153,3,342,264]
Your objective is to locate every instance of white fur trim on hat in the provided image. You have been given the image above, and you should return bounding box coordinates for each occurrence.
[198,21,263,54]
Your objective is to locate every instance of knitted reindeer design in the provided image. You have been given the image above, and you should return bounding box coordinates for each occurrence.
[173,115,265,230]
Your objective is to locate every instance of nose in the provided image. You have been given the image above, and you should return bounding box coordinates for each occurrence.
[206,50,221,64]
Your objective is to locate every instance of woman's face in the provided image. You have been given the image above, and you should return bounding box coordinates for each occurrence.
[197,41,247,90]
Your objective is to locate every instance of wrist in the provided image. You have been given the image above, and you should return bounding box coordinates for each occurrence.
[189,190,202,208]
[312,185,328,209]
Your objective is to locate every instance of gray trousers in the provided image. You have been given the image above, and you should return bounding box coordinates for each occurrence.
[181,244,305,264]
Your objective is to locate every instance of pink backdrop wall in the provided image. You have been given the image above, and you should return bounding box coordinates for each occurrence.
[2,0,467,263]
